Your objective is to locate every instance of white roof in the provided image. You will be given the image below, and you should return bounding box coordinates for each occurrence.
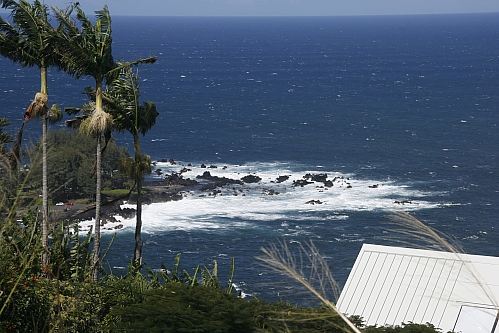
[336,244,499,332]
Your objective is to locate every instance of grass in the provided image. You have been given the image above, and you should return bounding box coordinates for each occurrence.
[101,189,132,196]
[257,240,362,333]
[256,211,499,333]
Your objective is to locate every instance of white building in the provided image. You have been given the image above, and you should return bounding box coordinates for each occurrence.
[337,244,499,332]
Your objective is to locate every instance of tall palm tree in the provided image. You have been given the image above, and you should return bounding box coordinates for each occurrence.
[0,0,65,270]
[53,4,155,280]
[103,65,158,266]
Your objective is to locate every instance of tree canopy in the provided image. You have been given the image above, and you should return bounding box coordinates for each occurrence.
[25,129,130,202]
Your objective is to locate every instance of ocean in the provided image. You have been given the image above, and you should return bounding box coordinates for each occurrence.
[0,13,498,304]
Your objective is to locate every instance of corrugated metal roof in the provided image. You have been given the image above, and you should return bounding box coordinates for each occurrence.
[337,244,499,332]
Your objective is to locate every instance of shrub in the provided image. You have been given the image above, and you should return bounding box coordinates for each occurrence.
[105,283,254,333]
[363,322,445,333]
[0,215,51,332]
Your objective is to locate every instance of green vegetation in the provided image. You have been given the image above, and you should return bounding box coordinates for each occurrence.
[104,65,159,266]
[0,214,448,332]
[52,3,156,280]
[0,118,12,154]
[0,211,449,332]
[0,0,67,269]
[102,189,134,196]
[25,129,130,202]
[363,323,446,333]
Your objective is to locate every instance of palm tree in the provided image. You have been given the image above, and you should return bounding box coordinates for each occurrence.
[53,4,155,280]
[103,65,158,266]
[0,0,65,270]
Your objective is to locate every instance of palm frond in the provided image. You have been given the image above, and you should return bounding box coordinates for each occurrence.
[103,64,158,136]
[101,68,138,132]
[52,5,80,40]
[0,18,23,62]
[106,56,156,81]
[75,5,95,45]
[0,0,16,9]
[94,5,112,54]
[7,0,56,68]
[13,0,47,40]
[53,4,116,80]
[139,101,159,135]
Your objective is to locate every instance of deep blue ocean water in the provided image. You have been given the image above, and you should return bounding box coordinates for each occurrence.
[1,13,498,303]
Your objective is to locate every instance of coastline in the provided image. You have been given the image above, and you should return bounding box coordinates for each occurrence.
[33,157,434,235]
[54,183,193,231]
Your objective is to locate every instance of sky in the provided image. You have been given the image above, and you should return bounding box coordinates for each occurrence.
[2,0,499,16]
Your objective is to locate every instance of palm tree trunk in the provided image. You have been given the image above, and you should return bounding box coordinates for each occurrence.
[92,133,102,281]
[134,176,143,266]
[41,66,49,270]
[91,78,104,281]
[133,134,142,265]
[41,115,49,269]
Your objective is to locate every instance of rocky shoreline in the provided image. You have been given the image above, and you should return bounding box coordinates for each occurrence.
[60,184,192,231]
[63,159,417,231]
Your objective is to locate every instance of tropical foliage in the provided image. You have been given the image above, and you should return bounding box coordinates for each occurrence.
[25,129,129,201]
[102,65,158,265]
[53,4,120,282]
[0,119,13,208]
[363,323,446,333]
[0,0,68,269]
[53,3,156,280]
[0,222,447,332]
[0,118,12,154]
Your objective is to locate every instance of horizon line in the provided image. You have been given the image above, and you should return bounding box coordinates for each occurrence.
[1,11,499,18]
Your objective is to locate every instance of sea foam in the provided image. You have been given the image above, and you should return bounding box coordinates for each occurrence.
[79,161,445,235]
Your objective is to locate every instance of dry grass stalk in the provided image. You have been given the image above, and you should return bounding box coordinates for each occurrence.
[385,211,463,252]
[257,240,361,333]
[387,211,498,311]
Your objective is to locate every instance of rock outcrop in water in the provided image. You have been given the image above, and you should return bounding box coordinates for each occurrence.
[71,159,423,234]
[275,175,290,183]
[241,175,261,183]
[304,173,328,183]
[163,172,198,186]
[196,171,244,192]
[292,179,313,187]
[305,200,323,205]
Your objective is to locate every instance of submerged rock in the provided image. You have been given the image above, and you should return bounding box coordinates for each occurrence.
[197,171,243,190]
[305,200,323,205]
[293,179,313,187]
[276,175,290,183]
[304,173,328,183]
[262,189,280,195]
